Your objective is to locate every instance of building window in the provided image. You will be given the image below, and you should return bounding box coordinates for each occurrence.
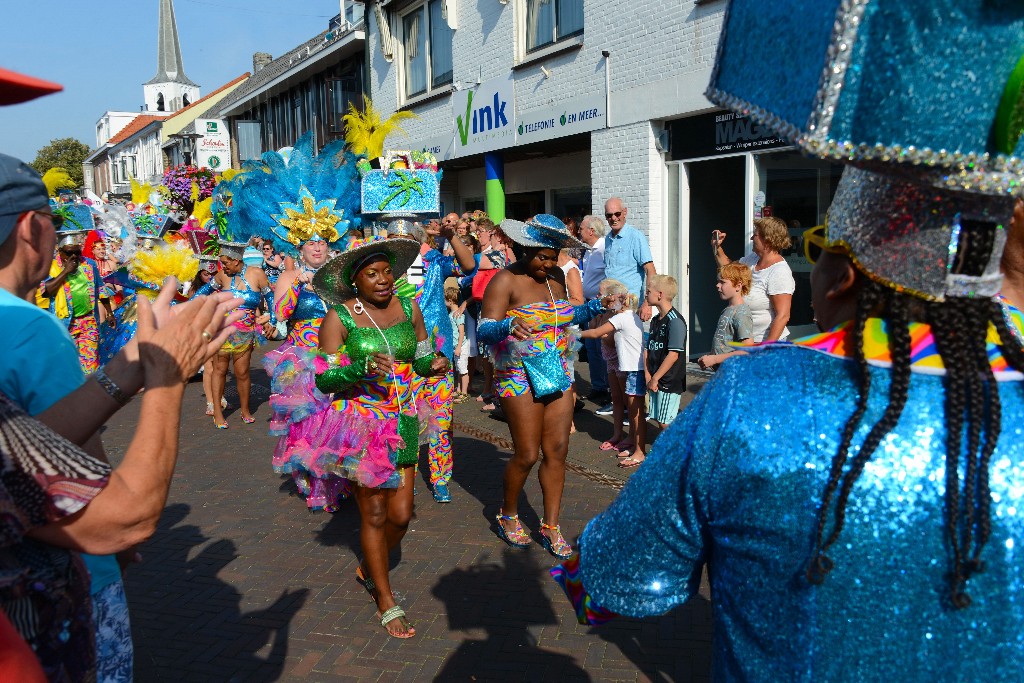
[115,155,137,184]
[400,0,453,101]
[237,121,263,162]
[525,0,583,53]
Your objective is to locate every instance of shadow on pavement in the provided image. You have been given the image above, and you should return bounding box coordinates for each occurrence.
[127,503,309,683]
[431,548,590,682]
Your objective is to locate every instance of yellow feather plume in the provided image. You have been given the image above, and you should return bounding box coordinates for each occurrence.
[343,95,416,160]
[220,168,241,182]
[130,177,156,206]
[130,241,199,298]
[191,197,213,225]
[42,168,76,197]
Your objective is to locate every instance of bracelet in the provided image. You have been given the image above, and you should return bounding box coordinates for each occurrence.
[93,367,132,406]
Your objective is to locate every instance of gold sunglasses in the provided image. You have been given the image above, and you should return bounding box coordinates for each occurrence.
[802,223,849,264]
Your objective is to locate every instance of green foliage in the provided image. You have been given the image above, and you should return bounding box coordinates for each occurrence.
[31,138,91,188]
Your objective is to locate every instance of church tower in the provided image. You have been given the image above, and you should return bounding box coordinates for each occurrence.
[143,0,200,112]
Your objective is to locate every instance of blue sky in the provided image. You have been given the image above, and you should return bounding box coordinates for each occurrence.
[0,0,343,162]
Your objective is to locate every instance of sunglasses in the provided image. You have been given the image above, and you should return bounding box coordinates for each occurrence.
[32,210,64,230]
[605,211,623,220]
[802,223,848,264]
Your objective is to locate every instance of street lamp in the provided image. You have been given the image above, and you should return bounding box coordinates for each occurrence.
[169,132,204,166]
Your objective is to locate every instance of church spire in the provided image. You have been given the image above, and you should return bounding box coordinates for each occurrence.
[145,0,198,87]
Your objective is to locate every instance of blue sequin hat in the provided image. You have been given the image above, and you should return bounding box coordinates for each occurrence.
[707,0,1024,196]
[500,214,589,252]
[52,202,95,248]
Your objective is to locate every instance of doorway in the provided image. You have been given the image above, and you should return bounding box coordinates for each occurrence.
[504,191,546,221]
[686,155,746,356]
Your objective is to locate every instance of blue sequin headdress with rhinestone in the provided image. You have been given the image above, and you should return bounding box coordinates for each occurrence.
[500,214,589,252]
[216,131,362,258]
[708,0,1023,301]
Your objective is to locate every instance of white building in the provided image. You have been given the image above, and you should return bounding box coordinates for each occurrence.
[95,112,139,148]
[365,0,838,353]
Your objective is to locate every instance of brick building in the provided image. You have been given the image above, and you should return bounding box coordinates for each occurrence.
[364,0,842,353]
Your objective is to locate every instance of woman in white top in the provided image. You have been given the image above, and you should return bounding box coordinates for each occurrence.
[712,216,795,342]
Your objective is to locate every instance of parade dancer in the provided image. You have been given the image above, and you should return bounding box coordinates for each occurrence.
[217,132,362,507]
[294,238,444,637]
[389,217,477,503]
[37,207,111,373]
[477,215,601,558]
[553,3,1024,679]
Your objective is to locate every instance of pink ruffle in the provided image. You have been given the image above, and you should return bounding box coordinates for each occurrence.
[263,345,333,436]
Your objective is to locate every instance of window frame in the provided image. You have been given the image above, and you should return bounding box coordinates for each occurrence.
[518,0,584,59]
[395,0,454,105]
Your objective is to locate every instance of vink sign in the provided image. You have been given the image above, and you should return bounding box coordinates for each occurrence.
[452,73,515,157]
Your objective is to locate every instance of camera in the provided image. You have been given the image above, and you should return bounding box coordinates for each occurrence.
[601,50,611,58]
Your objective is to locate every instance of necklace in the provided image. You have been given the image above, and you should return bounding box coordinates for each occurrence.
[353,297,404,413]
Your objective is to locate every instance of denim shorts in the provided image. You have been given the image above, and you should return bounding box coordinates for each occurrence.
[618,370,644,397]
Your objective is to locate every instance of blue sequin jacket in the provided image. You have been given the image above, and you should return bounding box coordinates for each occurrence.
[575,345,1024,681]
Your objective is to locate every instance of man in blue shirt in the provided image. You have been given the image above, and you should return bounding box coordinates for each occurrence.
[603,197,656,321]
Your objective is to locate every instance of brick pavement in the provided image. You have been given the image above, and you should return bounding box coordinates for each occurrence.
[101,346,713,682]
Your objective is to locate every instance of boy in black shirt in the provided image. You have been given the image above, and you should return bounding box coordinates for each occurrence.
[644,275,687,432]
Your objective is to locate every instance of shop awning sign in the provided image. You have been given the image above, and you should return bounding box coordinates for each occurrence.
[452,73,516,157]
[516,93,606,145]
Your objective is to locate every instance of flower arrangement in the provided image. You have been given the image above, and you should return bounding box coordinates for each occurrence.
[161,165,217,216]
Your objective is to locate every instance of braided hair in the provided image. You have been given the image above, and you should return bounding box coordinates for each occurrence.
[806,224,1024,608]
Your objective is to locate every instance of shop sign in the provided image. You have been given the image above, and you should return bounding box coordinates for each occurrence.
[669,110,788,160]
[195,119,231,171]
[516,93,606,145]
[404,132,456,161]
[452,73,516,157]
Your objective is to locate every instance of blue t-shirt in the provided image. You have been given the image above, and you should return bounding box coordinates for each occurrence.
[603,223,653,299]
[0,289,121,593]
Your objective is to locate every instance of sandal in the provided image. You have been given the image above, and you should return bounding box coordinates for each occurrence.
[213,419,228,429]
[377,605,416,639]
[619,454,646,469]
[241,415,256,424]
[539,520,574,559]
[495,512,531,549]
[598,440,624,452]
[205,402,215,416]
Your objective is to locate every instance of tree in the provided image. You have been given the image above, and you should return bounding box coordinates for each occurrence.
[31,138,91,188]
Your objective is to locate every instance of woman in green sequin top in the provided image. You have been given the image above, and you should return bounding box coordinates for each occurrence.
[314,241,448,639]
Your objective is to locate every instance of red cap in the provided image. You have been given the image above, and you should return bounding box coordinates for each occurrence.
[0,67,63,105]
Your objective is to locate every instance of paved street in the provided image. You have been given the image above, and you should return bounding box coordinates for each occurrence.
[101,343,713,682]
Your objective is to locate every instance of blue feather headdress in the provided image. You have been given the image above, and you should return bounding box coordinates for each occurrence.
[215,131,363,258]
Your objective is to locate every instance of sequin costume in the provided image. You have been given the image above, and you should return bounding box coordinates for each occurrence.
[272,298,437,494]
[263,269,341,510]
[37,256,104,374]
[481,298,601,398]
[221,274,264,354]
[554,327,1024,681]
[403,249,473,487]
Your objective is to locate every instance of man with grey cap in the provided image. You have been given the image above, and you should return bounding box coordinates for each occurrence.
[0,152,144,680]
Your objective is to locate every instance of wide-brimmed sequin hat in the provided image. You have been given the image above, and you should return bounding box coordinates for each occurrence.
[499,214,589,252]
[312,236,421,308]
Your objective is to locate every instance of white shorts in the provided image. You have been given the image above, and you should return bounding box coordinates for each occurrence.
[456,338,470,374]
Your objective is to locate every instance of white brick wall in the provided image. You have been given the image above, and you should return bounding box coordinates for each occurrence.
[365,0,726,272]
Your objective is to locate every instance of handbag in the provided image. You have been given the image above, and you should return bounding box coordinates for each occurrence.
[521,281,571,397]
[471,267,500,301]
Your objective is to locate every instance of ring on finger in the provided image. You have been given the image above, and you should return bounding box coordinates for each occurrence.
[201,330,213,342]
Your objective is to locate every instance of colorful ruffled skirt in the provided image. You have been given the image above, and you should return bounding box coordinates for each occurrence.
[266,347,438,508]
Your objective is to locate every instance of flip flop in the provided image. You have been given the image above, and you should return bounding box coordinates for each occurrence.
[598,441,623,451]
[214,420,228,430]
[619,455,646,468]
[241,415,256,424]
